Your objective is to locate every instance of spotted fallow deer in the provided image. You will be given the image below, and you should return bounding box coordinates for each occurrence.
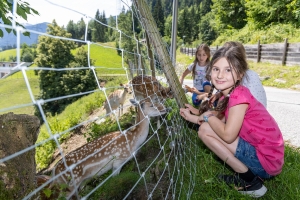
[50,99,167,199]
[103,83,132,117]
[130,75,173,103]
[130,75,173,128]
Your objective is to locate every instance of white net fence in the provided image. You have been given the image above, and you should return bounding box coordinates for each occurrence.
[0,0,200,199]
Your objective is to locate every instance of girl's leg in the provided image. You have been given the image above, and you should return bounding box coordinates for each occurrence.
[198,123,268,197]
[198,122,248,173]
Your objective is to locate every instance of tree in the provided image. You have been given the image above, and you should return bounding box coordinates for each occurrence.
[66,20,77,39]
[35,20,76,115]
[178,8,193,44]
[211,0,247,31]
[199,13,217,45]
[107,15,117,41]
[153,0,165,36]
[199,0,212,16]
[92,10,107,42]
[62,46,96,97]
[189,5,199,41]
[0,0,39,37]
[116,10,135,59]
[245,0,296,28]
[21,43,34,62]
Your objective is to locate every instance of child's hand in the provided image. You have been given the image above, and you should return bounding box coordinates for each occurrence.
[190,87,198,93]
[185,103,200,115]
[179,108,191,121]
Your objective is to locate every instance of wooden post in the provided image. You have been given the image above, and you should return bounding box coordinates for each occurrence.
[133,0,188,108]
[257,40,261,63]
[282,38,288,66]
[136,35,145,74]
[216,45,218,50]
[134,49,139,75]
[145,32,155,77]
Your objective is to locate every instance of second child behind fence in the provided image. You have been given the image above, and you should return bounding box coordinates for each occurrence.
[179,44,212,107]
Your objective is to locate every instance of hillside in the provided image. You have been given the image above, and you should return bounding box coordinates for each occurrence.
[0,42,123,115]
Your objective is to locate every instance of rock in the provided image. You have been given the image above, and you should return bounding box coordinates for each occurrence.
[274,79,286,83]
[259,76,270,81]
[0,113,40,199]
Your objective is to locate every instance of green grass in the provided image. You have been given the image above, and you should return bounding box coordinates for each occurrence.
[0,67,39,115]
[190,138,300,199]
[248,61,300,90]
[0,49,17,61]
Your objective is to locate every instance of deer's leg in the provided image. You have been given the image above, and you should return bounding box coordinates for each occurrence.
[112,159,127,176]
[156,116,161,130]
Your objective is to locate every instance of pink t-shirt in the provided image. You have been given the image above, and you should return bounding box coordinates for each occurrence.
[225,86,284,176]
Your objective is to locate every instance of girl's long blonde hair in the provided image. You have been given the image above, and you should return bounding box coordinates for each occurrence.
[191,44,211,79]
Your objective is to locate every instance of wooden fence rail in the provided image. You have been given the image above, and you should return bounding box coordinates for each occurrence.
[180,39,300,66]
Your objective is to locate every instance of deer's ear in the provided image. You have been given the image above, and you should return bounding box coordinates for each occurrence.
[129,99,138,106]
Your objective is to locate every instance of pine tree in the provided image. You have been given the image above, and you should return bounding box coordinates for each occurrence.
[153,0,165,36]
[77,18,86,41]
[93,9,102,42]
[66,20,77,39]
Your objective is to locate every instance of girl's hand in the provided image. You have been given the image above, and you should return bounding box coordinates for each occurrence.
[179,108,191,121]
[190,87,199,93]
[184,103,200,115]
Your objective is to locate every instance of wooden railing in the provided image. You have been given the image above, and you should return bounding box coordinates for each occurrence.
[180,39,300,66]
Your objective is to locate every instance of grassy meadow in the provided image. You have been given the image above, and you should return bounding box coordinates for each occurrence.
[1,45,300,199]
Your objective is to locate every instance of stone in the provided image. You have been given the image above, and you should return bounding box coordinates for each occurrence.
[0,113,40,199]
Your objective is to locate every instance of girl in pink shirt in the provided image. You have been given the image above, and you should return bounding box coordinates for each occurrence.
[179,46,284,198]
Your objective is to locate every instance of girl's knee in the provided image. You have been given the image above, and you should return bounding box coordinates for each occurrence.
[198,123,210,139]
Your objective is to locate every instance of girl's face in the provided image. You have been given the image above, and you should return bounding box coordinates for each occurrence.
[210,57,242,95]
[196,49,208,66]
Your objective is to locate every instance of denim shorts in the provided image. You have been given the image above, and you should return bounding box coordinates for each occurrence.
[235,137,272,179]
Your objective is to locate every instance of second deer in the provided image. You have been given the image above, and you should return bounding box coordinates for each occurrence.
[50,99,168,199]
[103,83,132,118]
[130,75,173,103]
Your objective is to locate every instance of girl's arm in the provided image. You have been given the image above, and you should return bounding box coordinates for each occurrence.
[179,68,191,84]
[190,87,207,95]
[185,103,200,115]
[179,108,199,124]
[199,104,248,143]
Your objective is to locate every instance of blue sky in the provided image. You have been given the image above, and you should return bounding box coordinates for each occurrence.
[19,0,129,26]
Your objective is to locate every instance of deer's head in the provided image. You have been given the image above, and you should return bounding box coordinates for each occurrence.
[120,83,133,94]
[129,99,167,117]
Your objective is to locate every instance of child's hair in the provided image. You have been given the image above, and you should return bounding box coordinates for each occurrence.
[199,46,248,115]
[191,43,211,79]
